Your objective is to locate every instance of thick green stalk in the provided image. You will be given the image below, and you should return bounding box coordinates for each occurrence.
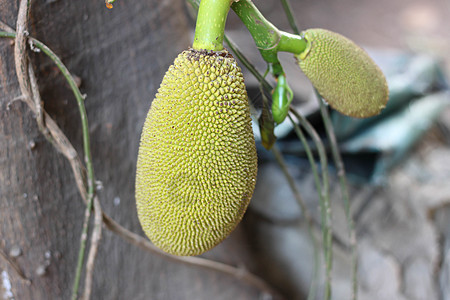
[231,0,307,62]
[278,32,304,54]
[231,0,279,50]
[192,0,231,51]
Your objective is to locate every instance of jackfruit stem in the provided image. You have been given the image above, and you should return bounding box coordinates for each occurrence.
[192,0,232,51]
[278,32,306,54]
[231,0,307,60]
[231,0,279,50]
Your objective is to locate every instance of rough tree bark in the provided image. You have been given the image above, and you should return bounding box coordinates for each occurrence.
[0,0,260,299]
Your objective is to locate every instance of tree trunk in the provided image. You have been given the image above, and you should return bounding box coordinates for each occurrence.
[0,1,260,299]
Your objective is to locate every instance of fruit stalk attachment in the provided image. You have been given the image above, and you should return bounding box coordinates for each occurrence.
[231,0,307,61]
[231,0,389,119]
[230,0,304,127]
[192,0,232,51]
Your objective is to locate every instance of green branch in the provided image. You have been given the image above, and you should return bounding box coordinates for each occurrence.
[192,0,231,51]
[0,31,14,38]
[231,0,307,63]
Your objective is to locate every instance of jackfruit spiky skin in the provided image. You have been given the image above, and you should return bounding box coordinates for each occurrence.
[297,28,389,118]
[136,48,257,256]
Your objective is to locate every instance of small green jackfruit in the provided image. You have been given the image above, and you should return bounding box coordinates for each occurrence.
[136,48,257,256]
[297,28,389,118]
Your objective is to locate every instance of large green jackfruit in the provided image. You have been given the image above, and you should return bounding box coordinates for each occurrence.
[136,49,257,256]
[297,28,389,118]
